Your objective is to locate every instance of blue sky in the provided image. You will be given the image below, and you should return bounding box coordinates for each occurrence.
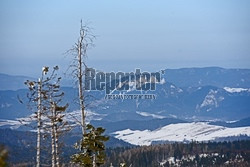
[0,0,250,76]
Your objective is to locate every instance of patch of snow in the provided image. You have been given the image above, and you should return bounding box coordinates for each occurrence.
[198,79,202,84]
[65,110,106,124]
[169,114,177,118]
[226,120,238,123]
[0,110,106,129]
[178,88,183,93]
[224,87,250,93]
[136,111,165,119]
[126,81,137,92]
[199,90,224,111]
[159,78,166,85]
[102,106,110,109]
[170,85,175,89]
[1,103,12,108]
[167,157,175,164]
[200,90,218,108]
[0,119,22,129]
[113,122,250,146]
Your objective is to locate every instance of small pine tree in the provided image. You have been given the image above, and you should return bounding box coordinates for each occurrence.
[71,124,109,167]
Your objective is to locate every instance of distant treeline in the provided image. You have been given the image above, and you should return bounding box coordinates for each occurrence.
[1,128,250,166]
[104,140,250,167]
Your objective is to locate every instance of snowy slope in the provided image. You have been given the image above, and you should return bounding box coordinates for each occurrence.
[224,87,250,93]
[0,110,106,130]
[113,122,250,146]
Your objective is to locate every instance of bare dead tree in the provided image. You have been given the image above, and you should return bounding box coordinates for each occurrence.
[24,66,70,167]
[51,102,56,167]
[43,67,70,167]
[66,20,95,135]
[67,20,110,167]
[37,77,42,167]
[54,104,70,167]
[50,102,68,167]
[24,66,50,167]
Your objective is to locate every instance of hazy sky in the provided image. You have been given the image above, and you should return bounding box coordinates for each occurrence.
[0,0,250,76]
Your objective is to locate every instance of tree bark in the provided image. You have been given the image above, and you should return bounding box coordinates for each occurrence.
[93,153,96,167]
[78,33,86,135]
[51,103,56,167]
[36,78,42,167]
[55,124,60,167]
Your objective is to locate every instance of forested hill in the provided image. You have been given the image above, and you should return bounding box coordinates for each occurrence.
[0,129,133,166]
[2,129,250,166]
[105,140,250,167]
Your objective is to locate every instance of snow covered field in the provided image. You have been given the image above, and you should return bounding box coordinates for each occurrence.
[113,122,250,145]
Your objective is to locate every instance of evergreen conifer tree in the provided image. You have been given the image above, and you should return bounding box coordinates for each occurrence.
[71,124,109,166]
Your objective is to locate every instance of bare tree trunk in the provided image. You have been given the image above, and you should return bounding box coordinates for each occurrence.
[93,153,96,167]
[51,103,56,167]
[78,33,86,135]
[93,133,96,167]
[55,124,60,167]
[36,78,42,167]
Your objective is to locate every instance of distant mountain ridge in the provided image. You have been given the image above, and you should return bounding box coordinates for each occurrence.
[91,117,187,133]
[1,67,250,90]
[0,73,34,90]
[164,67,250,88]
[0,67,250,122]
[1,67,250,164]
